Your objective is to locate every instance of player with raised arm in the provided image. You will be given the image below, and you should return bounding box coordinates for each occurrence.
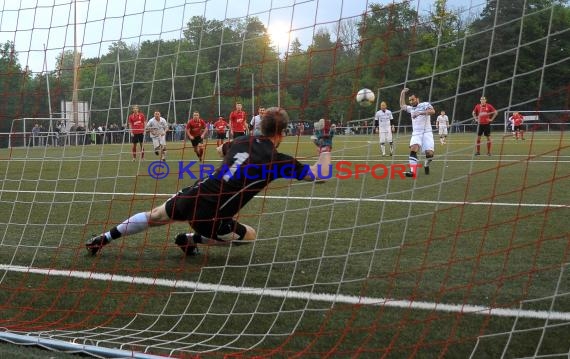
[85,107,333,256]
[374,101,395,156]
[146,110,169,161]
[399,88,436,178]
[472,96,497,156]
[436,110,450,145]
[185,111,208,161]
[128,105,146,161]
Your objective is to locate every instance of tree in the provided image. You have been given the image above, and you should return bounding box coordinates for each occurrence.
[464,0,570,112]
[0,41,29,134]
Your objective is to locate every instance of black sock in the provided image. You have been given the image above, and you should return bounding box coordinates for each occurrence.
[192,233,203,244]
[110,227,122,240]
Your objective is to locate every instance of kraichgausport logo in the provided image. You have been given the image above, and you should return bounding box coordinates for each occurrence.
[147,161,422,180]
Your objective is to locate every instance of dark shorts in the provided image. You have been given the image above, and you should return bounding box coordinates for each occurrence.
[190,136,203,148]
[216,132,226,140]
[164,185,247,241]
[131,133,144,144]
[233,131,246,138]
[477,124,491,137]
[514,125,523,131]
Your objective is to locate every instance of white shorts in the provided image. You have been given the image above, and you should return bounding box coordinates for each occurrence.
[438,127,448,136]
[409,132,434,152]
[379,130,393,143]
[151,135,166,149]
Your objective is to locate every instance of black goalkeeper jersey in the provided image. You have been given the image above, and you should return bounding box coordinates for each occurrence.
[190,136,307,218]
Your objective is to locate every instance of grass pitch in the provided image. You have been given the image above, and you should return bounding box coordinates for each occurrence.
[0,131,569,358]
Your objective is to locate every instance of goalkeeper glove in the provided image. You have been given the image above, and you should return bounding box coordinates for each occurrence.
[312,119,334,153]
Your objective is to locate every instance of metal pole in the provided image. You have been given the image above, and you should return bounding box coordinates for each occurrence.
[277,42,280,108]
[43,44,53,118]
[117,50,123,128]
[171,62,177,124]
[251,73,254,115]
[217,68,221,116]
[72,0,79,126]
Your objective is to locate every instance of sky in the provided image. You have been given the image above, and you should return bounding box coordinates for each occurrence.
[0,0,487,73]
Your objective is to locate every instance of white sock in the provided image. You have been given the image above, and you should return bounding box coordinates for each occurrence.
[380,144,385,155]
[107,212,149,239]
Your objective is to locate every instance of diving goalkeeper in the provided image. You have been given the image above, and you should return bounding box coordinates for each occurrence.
[86,107,333,256]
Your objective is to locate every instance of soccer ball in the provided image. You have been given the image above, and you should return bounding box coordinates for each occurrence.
[356,88,375,107]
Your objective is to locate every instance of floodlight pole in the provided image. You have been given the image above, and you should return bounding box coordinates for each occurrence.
[277,42,280,108]
[72,0,79,126]
[44,44,53,118]
[117,50,123,127]
[171,62,177,124]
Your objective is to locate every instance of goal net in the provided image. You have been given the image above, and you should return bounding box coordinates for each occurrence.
[1,0,569,357]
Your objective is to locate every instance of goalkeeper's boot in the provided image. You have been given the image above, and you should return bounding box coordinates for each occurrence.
[86,234,110,256]
[175,233,199,256]
[404,171,415,178]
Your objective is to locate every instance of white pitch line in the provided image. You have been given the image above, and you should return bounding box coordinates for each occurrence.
[1,189,568,208]
[1,264,569,321]
[4,155,570,162]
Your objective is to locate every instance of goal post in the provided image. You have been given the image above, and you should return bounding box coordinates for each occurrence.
[9,118,64,148]
[8,117,91,148]
[503,110,570,133]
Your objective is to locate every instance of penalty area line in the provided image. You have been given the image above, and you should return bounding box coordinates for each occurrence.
[1,264,569,321]
[1,189,568,208]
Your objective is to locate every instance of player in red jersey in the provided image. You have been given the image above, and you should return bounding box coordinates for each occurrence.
[185,111,208,161]
[229,102,247,139]
[509,112,525,140]
[472,96,497,156]
[128,105,146,161]
[213,116,228,147]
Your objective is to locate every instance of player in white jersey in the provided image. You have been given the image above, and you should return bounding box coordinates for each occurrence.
[436,110,449,144]
[374,101,395,156]
[146,111,169,161]
[399,88,435,178]
[250,107,265,136]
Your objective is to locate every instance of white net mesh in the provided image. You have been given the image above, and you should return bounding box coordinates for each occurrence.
[1,0,569,358]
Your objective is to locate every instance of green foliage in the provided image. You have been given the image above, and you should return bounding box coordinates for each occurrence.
[0,1,568,136]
